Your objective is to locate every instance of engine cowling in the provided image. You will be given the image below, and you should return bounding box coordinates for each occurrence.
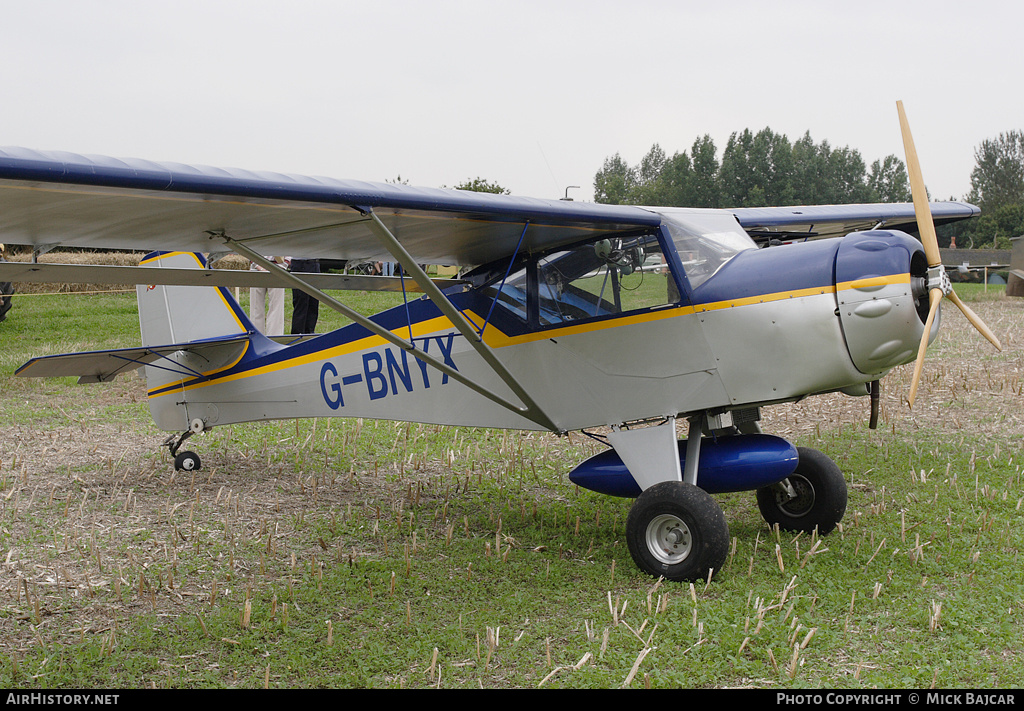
[834,230,937,376]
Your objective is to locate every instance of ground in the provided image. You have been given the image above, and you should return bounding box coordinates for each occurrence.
[0,291,1020,683]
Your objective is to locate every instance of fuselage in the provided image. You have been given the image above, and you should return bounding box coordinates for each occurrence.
[141,212,934,435]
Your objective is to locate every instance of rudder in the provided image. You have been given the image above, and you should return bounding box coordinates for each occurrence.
[137,252,259,432]
[137,252,252,346]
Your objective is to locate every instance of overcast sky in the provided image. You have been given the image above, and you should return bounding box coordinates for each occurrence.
[1,0,1020,204]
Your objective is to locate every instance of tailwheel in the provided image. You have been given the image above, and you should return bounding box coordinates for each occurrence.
[174,450,202,472]
[756,446,846,534]
[626,481,730,582]
[163,424,204,472]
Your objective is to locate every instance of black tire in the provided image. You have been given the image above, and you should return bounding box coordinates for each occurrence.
[626,481,730,582]
[756,446,846,534]
[174,450,201,472]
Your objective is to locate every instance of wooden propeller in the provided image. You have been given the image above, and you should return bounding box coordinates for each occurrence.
[897,101,1002,408]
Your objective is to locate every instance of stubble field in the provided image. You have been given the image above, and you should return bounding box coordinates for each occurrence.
[0,283,1021,689]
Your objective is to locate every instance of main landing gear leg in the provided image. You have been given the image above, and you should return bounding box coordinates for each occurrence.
[162,418,206,472]
[614,416,730,582]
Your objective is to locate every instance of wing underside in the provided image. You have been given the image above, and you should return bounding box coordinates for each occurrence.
[731,202,980,244]
[0,148,660,267]
[0,148,980,265]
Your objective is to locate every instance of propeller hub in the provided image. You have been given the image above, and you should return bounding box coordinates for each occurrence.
[926,265,952,295]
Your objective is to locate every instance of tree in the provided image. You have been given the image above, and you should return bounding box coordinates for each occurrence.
[594,137,721,208]
[964,203,1024,249]
[790,134,875,205]
[634,144,668,205]
[451,177,510,195]
[594,128,906,209]
[956,131,1024,248]
[653,149,693,207]
[593,153,637,205]
[790,132,828,204]
[718,128,796,208]
[967,130,1024,212]
[867,155,911,203]
[753,128,796,206]
[824,146,872,204]
[688,135,721,208]
[719,128,760,207]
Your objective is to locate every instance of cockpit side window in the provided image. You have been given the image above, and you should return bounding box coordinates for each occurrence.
[480,230,681,330]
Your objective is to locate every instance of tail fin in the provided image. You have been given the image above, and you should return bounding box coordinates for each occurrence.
[137,252,253,346]
[137,252,261,432]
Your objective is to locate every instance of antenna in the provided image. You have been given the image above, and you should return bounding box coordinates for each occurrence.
[561,185,580,201]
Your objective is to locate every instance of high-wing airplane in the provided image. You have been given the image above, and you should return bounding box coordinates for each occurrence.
[0,103,1001,582]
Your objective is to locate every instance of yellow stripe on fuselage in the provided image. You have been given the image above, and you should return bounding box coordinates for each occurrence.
[147,272,908,398]
[147,314,456,398]
[690,285,834,314]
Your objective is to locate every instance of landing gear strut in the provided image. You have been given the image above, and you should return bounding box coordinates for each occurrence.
[163,418,206,472]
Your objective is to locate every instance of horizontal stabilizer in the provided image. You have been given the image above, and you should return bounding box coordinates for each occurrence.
[15,334,250,384]
[0,261,464,292]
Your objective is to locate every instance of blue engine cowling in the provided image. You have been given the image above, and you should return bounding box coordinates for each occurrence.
[568,434,799,497]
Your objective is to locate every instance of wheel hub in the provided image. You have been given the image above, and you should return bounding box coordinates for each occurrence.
[646,514,693,564]
[775,474,814,517]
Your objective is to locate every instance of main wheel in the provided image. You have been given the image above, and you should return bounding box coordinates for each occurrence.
[756,446,846,534]
[626,481,730,582]
[174,450,201,472]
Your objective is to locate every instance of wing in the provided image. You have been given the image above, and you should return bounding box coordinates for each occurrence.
[0,148,660,266]
[0,147,979,263]
[0,146,982,282]
[731,202,980,245]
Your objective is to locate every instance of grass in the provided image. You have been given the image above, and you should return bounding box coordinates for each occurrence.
[0,283,1021,688]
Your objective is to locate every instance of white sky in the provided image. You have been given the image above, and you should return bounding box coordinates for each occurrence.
[1,0,1020,204]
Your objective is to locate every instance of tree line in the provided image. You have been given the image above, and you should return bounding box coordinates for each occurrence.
[959,130,1024,249]
[592,128,1024,249]
[594,128,911,209]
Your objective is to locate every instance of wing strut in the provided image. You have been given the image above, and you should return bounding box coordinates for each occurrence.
[223,232,559,433]
[362,211,559,432]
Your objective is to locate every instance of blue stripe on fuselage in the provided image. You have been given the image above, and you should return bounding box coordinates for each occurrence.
[690,237,841,306]
[689,230,922,309]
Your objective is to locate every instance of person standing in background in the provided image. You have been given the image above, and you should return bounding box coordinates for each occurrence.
[0,244,13,323]
[248,256,285,335]
[288,257,320,334]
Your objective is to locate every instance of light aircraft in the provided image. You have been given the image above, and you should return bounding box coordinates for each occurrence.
[0,103,1002,582]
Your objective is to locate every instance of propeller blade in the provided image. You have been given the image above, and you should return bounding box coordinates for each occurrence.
[897,100,941,268]
[947,289,1002,350]
[897,101,1002,408]
[908,288,942,409]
